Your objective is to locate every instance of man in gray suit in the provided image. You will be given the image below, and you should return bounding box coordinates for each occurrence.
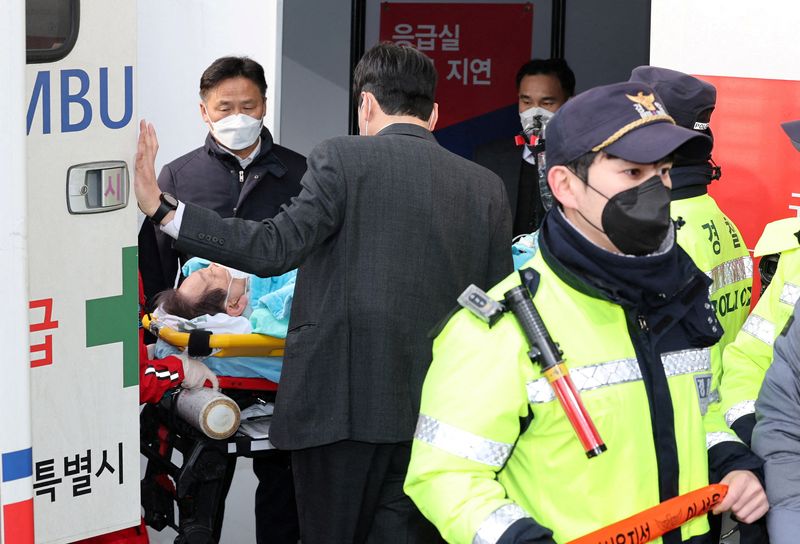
[135,43,512,543]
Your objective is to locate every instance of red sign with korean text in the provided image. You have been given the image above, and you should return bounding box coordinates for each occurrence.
[379,3,534,130]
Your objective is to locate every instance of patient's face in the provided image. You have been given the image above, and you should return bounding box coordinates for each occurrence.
[179,263,247,314]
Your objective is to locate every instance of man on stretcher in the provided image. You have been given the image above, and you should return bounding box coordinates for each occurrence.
[149,258,296,384]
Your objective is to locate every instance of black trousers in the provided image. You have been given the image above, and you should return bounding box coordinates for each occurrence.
[708,512,769,544]
[254,451,300,544]
[291,440,445,544]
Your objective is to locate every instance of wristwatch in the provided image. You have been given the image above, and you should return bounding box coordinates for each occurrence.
[148,192,179,224]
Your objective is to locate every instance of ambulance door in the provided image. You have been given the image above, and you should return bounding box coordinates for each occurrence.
[25,0,139,541]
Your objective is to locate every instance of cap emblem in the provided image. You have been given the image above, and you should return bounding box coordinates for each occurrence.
[626,91,668,119]
[627,91,657,110]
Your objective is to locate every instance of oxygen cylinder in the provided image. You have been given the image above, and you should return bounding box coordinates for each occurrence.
[175,388,241,439]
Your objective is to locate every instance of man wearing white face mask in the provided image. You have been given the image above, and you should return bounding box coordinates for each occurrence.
[137,56,306,544]
[474,58,575,236]
[138,56,307,304]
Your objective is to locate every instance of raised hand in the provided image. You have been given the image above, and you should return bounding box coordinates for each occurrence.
[134,119,162,218]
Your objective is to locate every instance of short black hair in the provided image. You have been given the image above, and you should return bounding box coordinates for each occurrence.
[154,288,227,320]
[515,58,576,97]
[200,56,267,100]
[352,43,437,120]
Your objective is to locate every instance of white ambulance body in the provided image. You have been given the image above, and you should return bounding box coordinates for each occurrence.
[20,0,139,541]
[0,1,282,543]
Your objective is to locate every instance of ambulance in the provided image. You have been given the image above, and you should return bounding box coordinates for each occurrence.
[2,0,138,541]
[1,1,282,542]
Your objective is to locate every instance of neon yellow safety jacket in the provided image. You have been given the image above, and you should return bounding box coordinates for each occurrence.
[671,193,753,446]
[720,218,800,443]
[405,248,745,544]
[672,193,752,355]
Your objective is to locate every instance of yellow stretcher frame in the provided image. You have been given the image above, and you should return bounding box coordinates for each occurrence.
[142,314,285,358]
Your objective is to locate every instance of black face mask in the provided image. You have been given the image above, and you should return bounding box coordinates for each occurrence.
[583,175,672,256]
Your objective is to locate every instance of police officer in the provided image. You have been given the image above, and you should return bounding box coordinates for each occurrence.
[721,120,800,447]
[629,66,753,399]
[404,82,767,544]
[625,72,768,542]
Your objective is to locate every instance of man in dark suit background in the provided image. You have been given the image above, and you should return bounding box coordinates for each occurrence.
[135,44,512,544]
[474,58,575,236]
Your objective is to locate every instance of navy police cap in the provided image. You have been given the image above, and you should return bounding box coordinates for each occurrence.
[629,66,716,132]
[545,81,712,173]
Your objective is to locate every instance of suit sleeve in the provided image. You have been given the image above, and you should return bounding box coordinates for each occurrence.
[753,303,800,544]
[174,139,346,277]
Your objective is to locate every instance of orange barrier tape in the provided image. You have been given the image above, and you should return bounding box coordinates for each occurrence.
[568,484,728,544]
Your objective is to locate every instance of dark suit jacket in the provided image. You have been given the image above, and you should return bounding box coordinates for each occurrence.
[474,137,521,216]
[174,123,513,449]
[474,137,548,235]
[138,127,306,302]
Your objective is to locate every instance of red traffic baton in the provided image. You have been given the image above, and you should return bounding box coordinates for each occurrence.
[568,484,728,544]
[505,276,607,458]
